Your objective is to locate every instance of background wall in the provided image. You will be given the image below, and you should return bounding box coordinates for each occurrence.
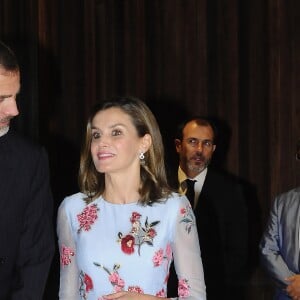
[1,0,299,299]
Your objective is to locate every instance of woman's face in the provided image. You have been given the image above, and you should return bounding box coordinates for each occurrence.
[90,107,146,175]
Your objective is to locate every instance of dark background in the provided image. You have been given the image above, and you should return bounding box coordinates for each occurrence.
[1,0,299,299]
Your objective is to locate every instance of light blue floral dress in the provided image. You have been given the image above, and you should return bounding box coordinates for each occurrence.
[57,192,206,299]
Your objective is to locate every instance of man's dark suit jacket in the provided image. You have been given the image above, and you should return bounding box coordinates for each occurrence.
[0,130,54,299]
[167,167,249,300]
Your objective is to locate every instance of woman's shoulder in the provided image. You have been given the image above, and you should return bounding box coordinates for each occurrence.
[161,192,190,208]
[59,192,87,212]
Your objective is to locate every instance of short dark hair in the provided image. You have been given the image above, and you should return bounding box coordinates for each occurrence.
[175,116,218,144]
[0,40,19,72]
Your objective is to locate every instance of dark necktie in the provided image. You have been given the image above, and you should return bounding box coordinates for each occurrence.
[185,179,196,208]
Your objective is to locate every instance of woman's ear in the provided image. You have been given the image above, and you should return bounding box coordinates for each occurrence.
[140,134,152,153]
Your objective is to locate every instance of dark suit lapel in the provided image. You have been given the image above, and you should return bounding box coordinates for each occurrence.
[0,133,16,209]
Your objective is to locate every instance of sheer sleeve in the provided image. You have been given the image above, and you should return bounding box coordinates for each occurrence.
[57,201,80,299]
[172,196,206,299]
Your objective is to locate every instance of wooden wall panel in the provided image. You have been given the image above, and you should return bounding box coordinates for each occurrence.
[1,1,299,298]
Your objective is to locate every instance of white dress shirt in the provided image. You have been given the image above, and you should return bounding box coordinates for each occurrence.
[178,166,207,208]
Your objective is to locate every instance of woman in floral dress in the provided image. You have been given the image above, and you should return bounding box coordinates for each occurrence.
[57,97,206,299]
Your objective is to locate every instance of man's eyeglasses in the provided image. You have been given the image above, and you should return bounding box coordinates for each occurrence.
[185,138,214,148]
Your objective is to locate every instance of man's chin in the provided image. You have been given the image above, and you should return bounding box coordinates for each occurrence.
[0,125,9,136]
[187,164,205,174]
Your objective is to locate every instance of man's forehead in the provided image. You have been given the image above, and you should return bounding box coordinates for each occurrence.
[184,122,214,136]
[0,72,21,94]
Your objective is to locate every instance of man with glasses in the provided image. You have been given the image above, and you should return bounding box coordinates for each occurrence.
[167,116,249,300]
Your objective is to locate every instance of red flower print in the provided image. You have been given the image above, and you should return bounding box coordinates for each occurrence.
[130,212,141,223]
[178,278,190,298]
[180,207,187,215]
[79,271,94,298]
[60,245,75,267]
[77,204,99,233]
[121,234,135,254]
[119,213,160,255]
[156,288,166,297]
[84,273,93,292]
[128,286,144,294]
[147,227,157,238]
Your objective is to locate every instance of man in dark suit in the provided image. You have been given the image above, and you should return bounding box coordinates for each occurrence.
[167,116,249,300]
[0,40,54,298]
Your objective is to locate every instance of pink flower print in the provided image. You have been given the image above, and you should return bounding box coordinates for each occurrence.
[178,278,190,298]
[117,277,125,288]
[153,249,164,266]
[114,285,123,292]
[77,204,99,233]
[166,243,172,261]
[156,288,166,297]
[153,243,173,268]
[109,272,125,290]
[128,286,144,294]
[60,245,75,267]
[109,271,125,292]
[94,263,125,293]
[179,204,195,234]
[109,272,119,284]
[130,212,141,223]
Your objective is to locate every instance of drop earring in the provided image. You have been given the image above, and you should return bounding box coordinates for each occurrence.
[139,152,145,165]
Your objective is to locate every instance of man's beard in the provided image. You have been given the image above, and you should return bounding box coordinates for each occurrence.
[0,116,13,136]
[187,157,210,174]
[0,125,9,137]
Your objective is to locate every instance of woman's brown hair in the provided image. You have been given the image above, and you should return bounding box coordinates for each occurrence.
[79,96,172,205]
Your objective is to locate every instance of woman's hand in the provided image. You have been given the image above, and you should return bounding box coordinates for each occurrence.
[103,291,169,300]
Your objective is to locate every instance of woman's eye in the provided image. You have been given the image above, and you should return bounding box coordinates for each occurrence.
[112,129,122,136]
[92,132,100,139]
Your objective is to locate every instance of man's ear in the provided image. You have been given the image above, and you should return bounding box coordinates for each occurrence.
[175,139,182,153]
